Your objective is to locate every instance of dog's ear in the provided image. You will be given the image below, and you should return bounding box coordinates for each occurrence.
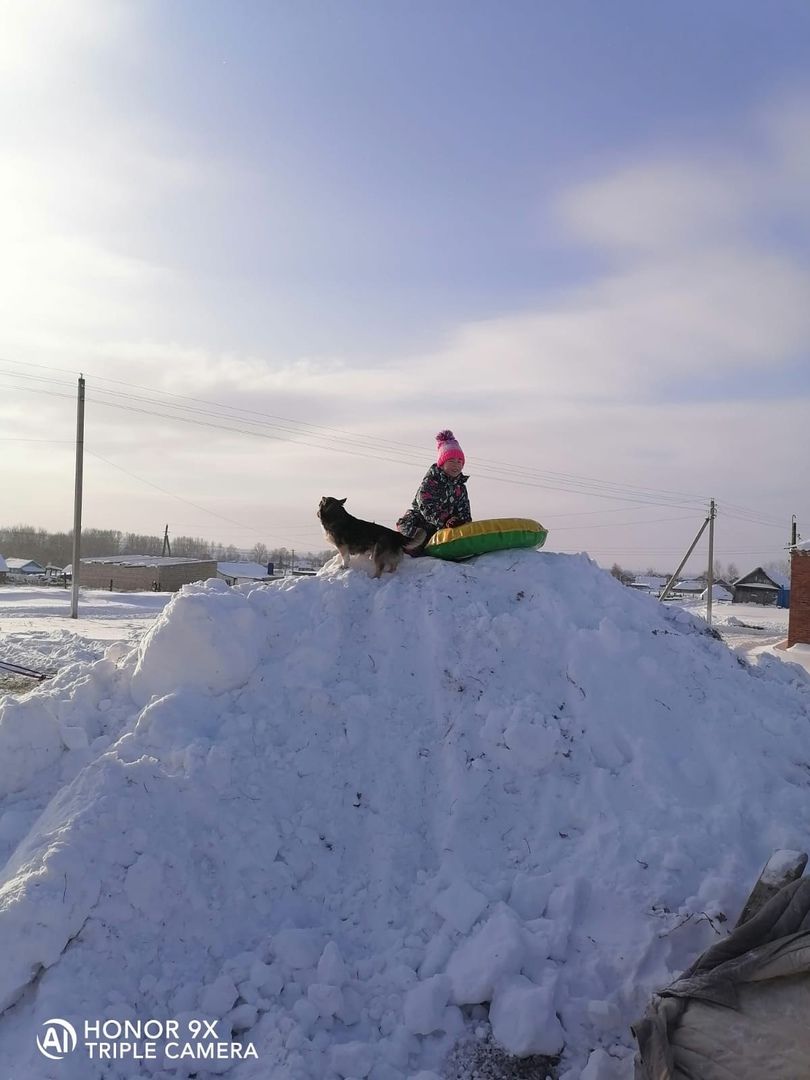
[338,497,347,505]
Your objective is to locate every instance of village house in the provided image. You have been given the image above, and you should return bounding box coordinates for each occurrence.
[5,558,46,580]
[0,555,7,583]
[732,567,790,607]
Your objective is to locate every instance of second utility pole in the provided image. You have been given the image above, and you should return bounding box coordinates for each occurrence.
[706,499,716,627]
[70,374,86,619]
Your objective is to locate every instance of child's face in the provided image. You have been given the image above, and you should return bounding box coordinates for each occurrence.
[442,459,464,478]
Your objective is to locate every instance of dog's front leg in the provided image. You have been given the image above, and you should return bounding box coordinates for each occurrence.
[337,545,351,569]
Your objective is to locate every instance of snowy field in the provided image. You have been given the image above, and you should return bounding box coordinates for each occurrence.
[1,562,809,1079]
[0,586,171,692]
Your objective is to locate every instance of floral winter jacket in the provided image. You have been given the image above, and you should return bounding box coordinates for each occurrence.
[399,464,472,533]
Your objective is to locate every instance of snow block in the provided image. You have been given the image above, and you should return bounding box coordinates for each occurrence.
[508,872,554,920]
[490,975,564,1057]
[403,974,452,1035]
[431,880,488,933]
[331,1039,375,1077]
[273,928,324,970]
[446,906,524,1004]
[317,940,349,986]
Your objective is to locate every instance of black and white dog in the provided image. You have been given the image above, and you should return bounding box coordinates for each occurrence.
[318,496,408,578]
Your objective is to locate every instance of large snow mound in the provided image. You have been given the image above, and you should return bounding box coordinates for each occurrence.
[1,551,810,1079]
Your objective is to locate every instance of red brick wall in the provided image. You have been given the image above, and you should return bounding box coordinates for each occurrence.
[788,550,810,647]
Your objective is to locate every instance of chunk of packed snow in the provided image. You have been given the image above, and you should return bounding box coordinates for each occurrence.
[490,974,565,1056]
[446,907,525,1004]
[431,879,488,933]
[403,974,452,1034]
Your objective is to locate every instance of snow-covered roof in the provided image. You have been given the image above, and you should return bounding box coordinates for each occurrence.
[734,567,789,590]
[217,561,273,580]
[797,540,810,553]
[702,584,733,601]
[674,579,704,591]
[80,555,214,568]
[631,575,667,588]
[5,558,45,573]
[734,581,780,591]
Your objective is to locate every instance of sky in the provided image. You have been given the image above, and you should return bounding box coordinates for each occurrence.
[1,0,808,572]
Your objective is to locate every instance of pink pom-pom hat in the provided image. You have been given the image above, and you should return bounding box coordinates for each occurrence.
[436,429,465,468]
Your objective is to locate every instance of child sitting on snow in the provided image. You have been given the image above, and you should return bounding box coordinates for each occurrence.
[397,430,472,553]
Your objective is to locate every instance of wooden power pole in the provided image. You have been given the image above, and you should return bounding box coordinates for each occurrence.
[70,375,85,619]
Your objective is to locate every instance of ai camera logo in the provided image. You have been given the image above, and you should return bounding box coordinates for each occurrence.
[37,1018,78,1060]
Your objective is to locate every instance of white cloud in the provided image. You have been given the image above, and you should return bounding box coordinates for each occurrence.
[1,36,807,567]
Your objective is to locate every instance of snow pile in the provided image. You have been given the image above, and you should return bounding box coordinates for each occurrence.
[1,552,810,1079]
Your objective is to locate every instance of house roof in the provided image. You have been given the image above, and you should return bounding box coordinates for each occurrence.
[5,558,45,572]
[702,585,733,601]
[733,566,789,589]
[217,561,273,580]
[79,555,215,568]
[674,579,704,591]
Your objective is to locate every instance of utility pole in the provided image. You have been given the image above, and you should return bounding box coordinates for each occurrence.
[162,524,171,557]
[659,508,712,604]
[70,375,85,619]
[706,499,716,627]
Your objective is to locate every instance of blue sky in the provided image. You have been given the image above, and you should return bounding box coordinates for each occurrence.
[1,1,808,568]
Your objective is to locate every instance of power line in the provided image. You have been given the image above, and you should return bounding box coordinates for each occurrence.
[0,370,714,510]
[0,360,799,556]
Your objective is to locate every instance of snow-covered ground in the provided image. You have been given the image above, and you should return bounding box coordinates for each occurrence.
[1,560,809,1079]
[0,587,171,689]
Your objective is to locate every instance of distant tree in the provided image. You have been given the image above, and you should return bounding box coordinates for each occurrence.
[270,547,291,572]
[121,533,162,555]
[173,535,212,559]
[0,523,336,572]
[610,563,633,585]
[251,542,269,565]
[725,562,739,582]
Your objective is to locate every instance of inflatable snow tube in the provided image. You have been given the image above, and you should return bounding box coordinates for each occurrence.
[425,518,548,561]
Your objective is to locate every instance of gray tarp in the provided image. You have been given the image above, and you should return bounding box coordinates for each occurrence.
[634,878,810,1079]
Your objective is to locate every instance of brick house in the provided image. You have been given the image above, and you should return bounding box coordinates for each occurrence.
[788,543,810,647]
[78,555,217,592]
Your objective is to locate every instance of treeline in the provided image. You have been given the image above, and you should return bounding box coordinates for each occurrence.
[0,525,332,571]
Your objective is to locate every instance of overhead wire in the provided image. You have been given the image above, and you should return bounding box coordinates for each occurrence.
[0,360,798,559]
[0,368,714,510]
